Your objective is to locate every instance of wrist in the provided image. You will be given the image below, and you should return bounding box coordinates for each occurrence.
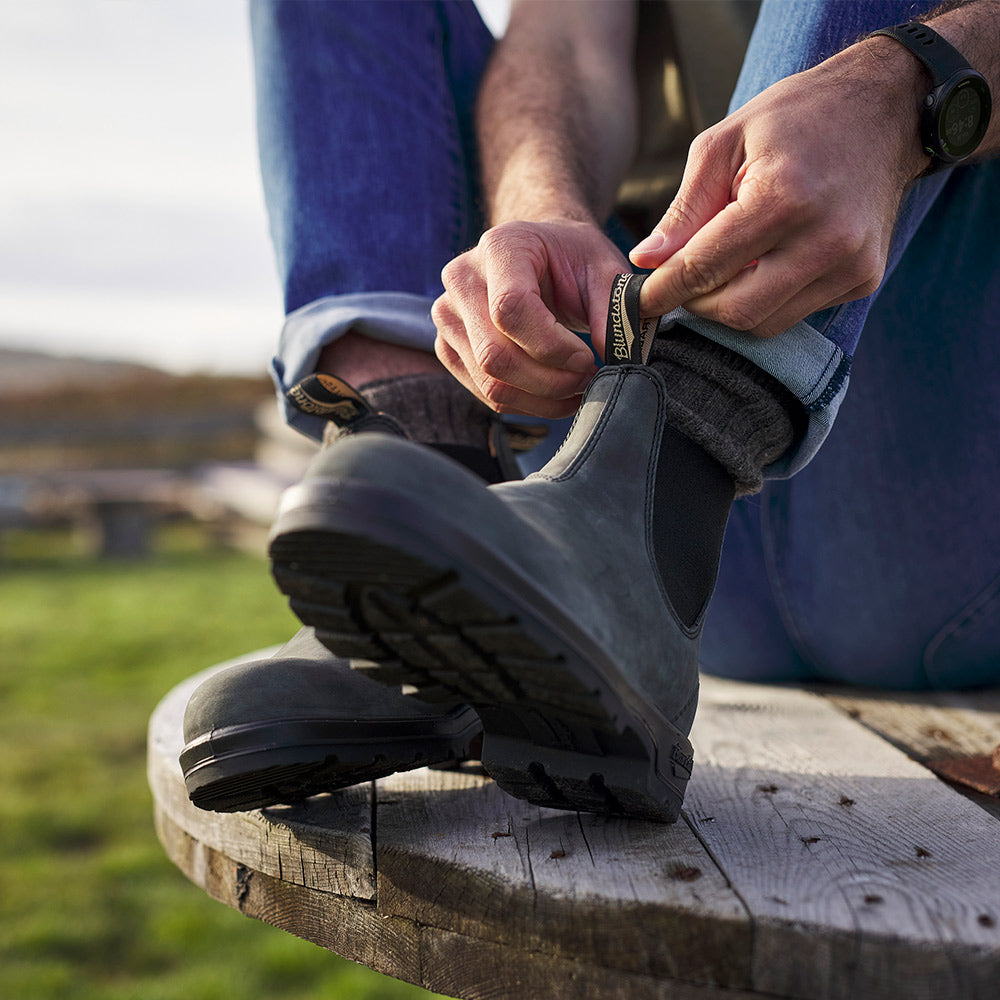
[487,153,599,228]
[839,35,932,183]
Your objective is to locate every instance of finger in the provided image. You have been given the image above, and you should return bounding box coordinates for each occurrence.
[629,127,743,269]
[684,249,881,337]
[433,331,491,408]
[583,267,623,363]
[476,237,595,372]
[743,276,879,338]
[434,334,584,419]
[433,293,592,406]
[683,240,883,337]
[638,196,791,319]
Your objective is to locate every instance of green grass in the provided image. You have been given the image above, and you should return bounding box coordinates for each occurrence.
[0,525,451,1000]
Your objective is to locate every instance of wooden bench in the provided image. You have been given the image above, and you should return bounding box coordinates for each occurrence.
[15,469,193,559]
[149,659,1000,1000]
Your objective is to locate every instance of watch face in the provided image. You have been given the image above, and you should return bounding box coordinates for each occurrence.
[940,76,991,158]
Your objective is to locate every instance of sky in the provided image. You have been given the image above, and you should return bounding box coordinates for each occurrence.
[0,1,510,378]
[0,1,285,375]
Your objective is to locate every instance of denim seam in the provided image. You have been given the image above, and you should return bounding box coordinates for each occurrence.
[805,354,852,413]
[435,2,477,262]
[800,348,839,404]
[922,570,1000,685]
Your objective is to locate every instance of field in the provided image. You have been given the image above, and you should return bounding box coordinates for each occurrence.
[0,525,449,1000]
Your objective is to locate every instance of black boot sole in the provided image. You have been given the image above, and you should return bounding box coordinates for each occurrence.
[181,709,481,813]
[268,479,694,823]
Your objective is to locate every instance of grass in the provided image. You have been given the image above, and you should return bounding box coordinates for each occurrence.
[0,524,451,1000]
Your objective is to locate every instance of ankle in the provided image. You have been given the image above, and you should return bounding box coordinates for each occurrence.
[317,330,444,385]
[648,327,803,496]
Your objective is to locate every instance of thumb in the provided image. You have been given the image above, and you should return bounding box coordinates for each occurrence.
[628,130,737,271]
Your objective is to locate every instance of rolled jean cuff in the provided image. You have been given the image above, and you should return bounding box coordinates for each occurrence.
[657,308,852,479]
[269,292,438,440]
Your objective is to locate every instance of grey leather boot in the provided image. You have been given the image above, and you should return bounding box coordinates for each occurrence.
[269,358,733,821]
[180,627,481,812]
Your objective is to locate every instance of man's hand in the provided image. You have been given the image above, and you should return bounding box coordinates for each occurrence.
[630,39,930,337]
[433,220,627,418]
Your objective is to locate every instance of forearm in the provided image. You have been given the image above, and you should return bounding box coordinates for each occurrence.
[476,0,638,226]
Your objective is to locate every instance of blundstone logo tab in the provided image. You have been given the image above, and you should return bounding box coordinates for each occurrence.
[671,744,694,780]
[286,373,369,424]
[606,273,660,365]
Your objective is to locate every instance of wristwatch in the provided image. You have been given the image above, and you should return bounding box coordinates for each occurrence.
[870,21,992,169]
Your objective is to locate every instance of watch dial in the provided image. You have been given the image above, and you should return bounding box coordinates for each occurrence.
[941,80,987,157]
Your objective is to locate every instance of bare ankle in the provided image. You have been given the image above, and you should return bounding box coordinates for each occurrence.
[317,330,444,387]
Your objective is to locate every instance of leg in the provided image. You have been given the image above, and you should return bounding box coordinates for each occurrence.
[701,0,1000,689]
[182,2,503,813]
[704,157,1000,689]
[250,0,495,438]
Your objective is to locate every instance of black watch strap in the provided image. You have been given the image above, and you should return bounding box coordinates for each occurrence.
[869,22,970,86]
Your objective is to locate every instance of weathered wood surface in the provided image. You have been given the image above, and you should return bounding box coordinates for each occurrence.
[687,680,1000,1000]
[149,667,1000,1000]
[823,686,1000,810]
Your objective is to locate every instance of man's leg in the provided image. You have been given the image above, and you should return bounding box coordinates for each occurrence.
[659,0,960,480]
[694,0,1000,688]
[250,0,512,452]
[703,159,1000,689]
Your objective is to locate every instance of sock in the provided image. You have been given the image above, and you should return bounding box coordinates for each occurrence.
[646,328,804,624]
[647,326,802,496]
[352,373,521,483]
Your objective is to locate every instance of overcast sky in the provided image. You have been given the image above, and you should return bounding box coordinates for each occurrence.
[0,1,510,377]
[0,1,287,375]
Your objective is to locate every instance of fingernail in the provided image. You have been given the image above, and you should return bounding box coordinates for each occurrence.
[567,351,596,373]
[630,230,665,259]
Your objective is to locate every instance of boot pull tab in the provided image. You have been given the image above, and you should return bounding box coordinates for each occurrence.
[606,272,660,366]
[286,373,373,426]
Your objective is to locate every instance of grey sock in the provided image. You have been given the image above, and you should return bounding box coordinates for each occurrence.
[357,374,497,450]
[647,327,802,495]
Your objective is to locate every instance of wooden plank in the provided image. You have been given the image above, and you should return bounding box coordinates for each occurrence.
[150,666,1000,1000]
[154,807,423,987]
[374,764,752,989]
[148,662,376,901]
[418,926,784,1000]
[155,807,778,1000]
[687,675,1000,1000]
[821,687,1000,810]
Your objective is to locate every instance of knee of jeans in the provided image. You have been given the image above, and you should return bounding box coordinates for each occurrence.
[923,572,1000,690]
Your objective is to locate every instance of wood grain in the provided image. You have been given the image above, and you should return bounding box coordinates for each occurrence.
[822,687,1000,810]
[688,676,1000,1000]
[374,765,750,987]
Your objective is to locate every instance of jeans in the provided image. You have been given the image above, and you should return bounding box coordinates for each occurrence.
[251,0,1000,689]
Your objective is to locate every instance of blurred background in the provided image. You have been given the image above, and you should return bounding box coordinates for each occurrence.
[1,2,506,998]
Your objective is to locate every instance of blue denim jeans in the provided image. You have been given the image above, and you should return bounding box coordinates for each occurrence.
[252,0,1000,689]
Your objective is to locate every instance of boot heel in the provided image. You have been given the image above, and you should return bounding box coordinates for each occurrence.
[483,728,690,823]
